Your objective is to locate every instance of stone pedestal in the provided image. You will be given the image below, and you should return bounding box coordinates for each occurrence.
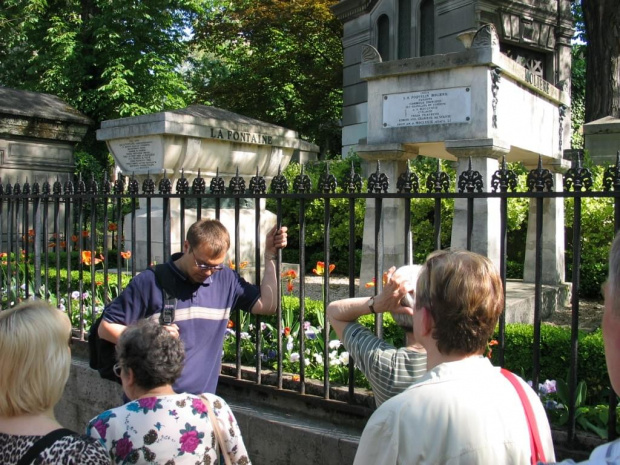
[523,169,567,284]
[584,116,620,165]
[356,144,418,294]
[446,139,509,268]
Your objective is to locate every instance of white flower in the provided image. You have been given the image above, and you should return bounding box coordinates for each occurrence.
[290,352,300,363]
[59,304,66,311]
[313,353,323,365]
[248,324,255,331]
[240,332,250,340]
[60,298,66,304]
[287,341,294,351]
[305,349,310,355]
[329,350,339,360]
[20,284,26,290]
[339,351,350,365]
[71,291,80,300]
[328,339,341,350]
[331,358,342,366]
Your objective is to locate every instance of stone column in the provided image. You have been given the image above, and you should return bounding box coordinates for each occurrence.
[445,139,510,269]
[523,160,569,284]
[356,143,418,294]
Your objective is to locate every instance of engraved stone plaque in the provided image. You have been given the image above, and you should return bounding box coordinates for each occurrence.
[108,136,164,174]
[382,87,471,128]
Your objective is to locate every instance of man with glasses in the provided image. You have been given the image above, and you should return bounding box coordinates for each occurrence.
[98,218,287,396]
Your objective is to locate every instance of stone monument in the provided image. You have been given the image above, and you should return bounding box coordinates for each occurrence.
[97,105,319,270]
[332,1,573,295]
[0,86,92,247]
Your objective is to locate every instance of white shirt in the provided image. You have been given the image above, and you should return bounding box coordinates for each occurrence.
[354,356,556,465]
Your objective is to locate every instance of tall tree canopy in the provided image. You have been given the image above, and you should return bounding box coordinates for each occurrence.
[580,0,620,121]
[0,0,199,158]
[188,0,343,156]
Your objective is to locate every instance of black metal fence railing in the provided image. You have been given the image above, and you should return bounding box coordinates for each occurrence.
[1,152,619,450]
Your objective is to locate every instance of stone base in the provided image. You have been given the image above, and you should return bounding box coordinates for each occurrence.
[504,279,572,324]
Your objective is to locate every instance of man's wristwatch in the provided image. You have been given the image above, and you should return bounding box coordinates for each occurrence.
[367,296,376,314]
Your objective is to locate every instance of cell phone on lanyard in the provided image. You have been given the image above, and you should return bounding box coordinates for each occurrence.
[159,295,176,325]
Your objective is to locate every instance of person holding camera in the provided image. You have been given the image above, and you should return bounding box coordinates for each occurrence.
[326,265,427,407]
[98,218,287,396]
[87,320,251,464]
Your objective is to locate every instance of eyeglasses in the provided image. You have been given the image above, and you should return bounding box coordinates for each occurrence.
[191,250,225,272]
[113,363,122,378]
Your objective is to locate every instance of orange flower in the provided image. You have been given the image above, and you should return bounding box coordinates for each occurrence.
[108,223,118,231]
[228,260,249,270]
[82,230,89,237]
[48,242,56,248]
[82,251,103,266]
[227,320,234,329]
[60,241,67,249]
[291,374,300,382]
[28,229,35,237]
[486,339,499,359]
[284,327,291,337]
[95,281,104,286]
[282,269,298,279]
[312,261,335,276]
[71,235,78,243]
[120,251,132,260]
[287,281,294,293]
[0,252,7,258]
[365,277,376,288]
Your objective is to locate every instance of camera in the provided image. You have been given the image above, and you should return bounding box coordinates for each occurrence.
[400,291,415,309]
[159,301,175,325]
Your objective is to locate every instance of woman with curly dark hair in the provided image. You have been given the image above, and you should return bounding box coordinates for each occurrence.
[87,319,250,464]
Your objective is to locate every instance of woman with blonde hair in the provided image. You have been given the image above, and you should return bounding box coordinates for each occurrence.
[0,300,109,464]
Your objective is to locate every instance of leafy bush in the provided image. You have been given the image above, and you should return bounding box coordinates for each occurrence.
[492,323,608,405]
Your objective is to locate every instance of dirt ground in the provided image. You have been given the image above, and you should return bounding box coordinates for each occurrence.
[544,298,605,333]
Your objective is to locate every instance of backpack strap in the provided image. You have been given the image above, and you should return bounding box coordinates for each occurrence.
[501,368,546,465]
[151,264,177,323]
[16,428,75,465]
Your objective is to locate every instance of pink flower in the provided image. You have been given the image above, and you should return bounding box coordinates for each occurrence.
[192,397,207,415]
[92,419,108,439]
[137,397,160,412]
[179,429,201,453]
[115,435,133,459]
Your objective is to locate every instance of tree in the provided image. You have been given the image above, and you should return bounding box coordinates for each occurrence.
[0,0,200,159]
[580,0,620,122]
[188,0,343,156]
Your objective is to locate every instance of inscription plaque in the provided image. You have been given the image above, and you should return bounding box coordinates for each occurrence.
[109,136,164,174]
[382,87,471,128]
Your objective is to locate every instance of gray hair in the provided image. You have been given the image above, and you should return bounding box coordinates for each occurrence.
[117,320,185,390]
[390,265,423,331]
[609,232,620,315]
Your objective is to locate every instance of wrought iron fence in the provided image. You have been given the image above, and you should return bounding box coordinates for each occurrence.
[1,152,620,449]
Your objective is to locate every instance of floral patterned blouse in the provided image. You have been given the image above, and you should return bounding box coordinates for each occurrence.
[86,393,251,465]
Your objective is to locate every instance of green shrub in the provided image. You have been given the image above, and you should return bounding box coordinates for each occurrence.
[492,323,608,405]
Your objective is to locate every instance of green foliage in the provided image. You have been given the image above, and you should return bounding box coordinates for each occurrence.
[188,0,343,154]
[0,0,200,159]
[492,323,608,406]
[565,162,614,297]
[267,157,365,275]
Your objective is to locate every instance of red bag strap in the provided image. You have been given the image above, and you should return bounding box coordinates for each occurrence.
[501,368,546,465]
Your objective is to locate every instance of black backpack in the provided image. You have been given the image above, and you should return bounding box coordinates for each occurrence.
[88,264,177,382]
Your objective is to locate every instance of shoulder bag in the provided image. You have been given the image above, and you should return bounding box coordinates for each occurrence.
[501,368,546,465]
[201,395,233,465]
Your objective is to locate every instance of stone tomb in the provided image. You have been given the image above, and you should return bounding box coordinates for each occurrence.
[355,25,571,310]
[0,86,92,249]
[97,105,319,270]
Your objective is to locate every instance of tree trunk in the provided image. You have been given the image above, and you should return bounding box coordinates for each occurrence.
[581,0,620,122]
